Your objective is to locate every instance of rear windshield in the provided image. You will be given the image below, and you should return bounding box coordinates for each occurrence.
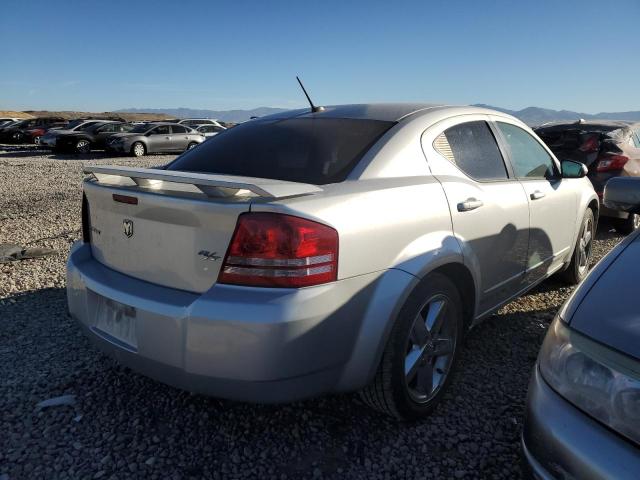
[166,117,395,184]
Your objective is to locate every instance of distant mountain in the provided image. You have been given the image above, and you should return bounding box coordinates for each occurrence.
[116,107,288,123]
[117,104,640,125]
[474,104,640,126]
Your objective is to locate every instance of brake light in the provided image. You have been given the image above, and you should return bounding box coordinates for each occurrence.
[579,135,599,153]
[218,213,338,288]
[596,155,629,172]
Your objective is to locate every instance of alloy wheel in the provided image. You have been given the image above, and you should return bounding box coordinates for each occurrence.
[33,136,41,145]
[577,214,594,275]
[133,143,145,157]
[76,140,90,153]
[404,293,458,403]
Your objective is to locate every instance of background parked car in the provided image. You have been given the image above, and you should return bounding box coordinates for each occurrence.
[0,117,65,143]
[195,124,226,137]
[24,121,68,144]
[105,122,204,156]
[55,122,134,153]
[522,176,640,479]
[0,117,21,128]
[40,119,115,149]
[172,118,225,129]
[535,120,640,233]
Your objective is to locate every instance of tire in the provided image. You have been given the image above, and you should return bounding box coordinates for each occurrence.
[33,136,41,145]
[613,213,640,235]
[131,142,146,157]
[75,139,91,154]
[359,272,464,420]
[560,209,595,285]
[186,142,198,151]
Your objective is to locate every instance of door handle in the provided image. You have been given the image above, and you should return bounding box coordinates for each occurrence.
[165,136,171,139]
[457,198,484,212]
[530,190,546,200]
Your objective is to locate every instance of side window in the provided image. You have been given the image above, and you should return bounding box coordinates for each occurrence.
[213,126,224,132]
[97,124,115,133]
[152,125,170,135]
[171,125,187,134]
[433,121,508,181]
[632,130,640,148]
[120,124,134,132]
[496,122,557,179]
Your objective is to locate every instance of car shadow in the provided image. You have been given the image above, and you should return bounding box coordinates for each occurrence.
[1,282,560,479]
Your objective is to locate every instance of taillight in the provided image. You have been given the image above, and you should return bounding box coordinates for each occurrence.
[579,135,599,153]
[81,193,91,243]
[596,155,629,172]
[218,213,338,288]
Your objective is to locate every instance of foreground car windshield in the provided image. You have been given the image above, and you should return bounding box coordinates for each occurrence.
[167,117,395,184]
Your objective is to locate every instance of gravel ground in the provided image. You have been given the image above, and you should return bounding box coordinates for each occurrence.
[0,145,625,480]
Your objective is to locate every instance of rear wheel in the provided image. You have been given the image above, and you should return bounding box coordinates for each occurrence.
[131,142,145,157]
[359,273,463,420]
[76,139,91,154]
[560,209,595,285]
[33,136,41,145]
[613,213,640,235]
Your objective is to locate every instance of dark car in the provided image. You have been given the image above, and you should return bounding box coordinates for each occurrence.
[522,176,640,480]
[55,122,134,153]
[0,117,66,143]
[535,120,640,233]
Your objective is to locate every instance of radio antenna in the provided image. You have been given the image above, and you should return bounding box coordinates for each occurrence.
[296,76,324,113]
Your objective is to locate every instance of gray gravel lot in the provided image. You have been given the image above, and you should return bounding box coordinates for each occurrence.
[0,145,625,480]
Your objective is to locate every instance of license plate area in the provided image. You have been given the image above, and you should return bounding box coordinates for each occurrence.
[90,292,138,351]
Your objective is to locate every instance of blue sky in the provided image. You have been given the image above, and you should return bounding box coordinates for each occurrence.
[1,0,638,113]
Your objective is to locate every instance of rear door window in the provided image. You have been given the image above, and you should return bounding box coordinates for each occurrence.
[496,122,558,179]
[433,121,508,181]
[152,125,170,135]
[167,117,395,184]
[171,125,188,134]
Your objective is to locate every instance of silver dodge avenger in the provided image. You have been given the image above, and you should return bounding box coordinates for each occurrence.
[67,104,598,419]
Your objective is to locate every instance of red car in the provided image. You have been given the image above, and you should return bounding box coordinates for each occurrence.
[24,122,68,144]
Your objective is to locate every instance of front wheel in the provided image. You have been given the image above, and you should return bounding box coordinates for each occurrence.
[33,136,41,145]
[613,213,640,235]
[186,142,198,152]
[560,209,595,285]
[76,139,91,154]
[359,273,464,420]
[131,142,146,157]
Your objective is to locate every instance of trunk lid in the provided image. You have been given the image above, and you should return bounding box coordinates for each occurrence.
[83,166,322,293]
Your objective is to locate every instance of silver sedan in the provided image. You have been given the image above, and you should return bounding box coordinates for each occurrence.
[106,122,205,156]
[67,104,597,419]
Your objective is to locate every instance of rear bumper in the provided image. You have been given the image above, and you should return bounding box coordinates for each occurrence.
[522,366,640,479]
[66,242,416,402]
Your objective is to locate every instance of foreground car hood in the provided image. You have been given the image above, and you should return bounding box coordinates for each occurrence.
[568,231,640,360]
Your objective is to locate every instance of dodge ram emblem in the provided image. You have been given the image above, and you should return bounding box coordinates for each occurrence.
[122,219,134,238]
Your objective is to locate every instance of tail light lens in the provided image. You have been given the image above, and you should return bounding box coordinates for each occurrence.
[81,193,91,243]
[596,155,629,172]
[218,213,338,288]
[579,135,600,153]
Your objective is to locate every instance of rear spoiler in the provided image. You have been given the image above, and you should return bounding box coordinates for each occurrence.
[83,166,323,199]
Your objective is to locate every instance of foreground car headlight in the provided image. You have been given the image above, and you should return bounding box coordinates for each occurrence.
[539,317,640,446]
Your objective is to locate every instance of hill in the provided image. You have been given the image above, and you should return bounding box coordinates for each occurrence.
[116,107,288,123]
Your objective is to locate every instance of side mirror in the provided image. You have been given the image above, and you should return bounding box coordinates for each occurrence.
[561,160,587,178]
[604,177,640,214]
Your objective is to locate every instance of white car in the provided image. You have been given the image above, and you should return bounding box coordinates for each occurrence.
[176,118,225,129]
[195,124,226,137]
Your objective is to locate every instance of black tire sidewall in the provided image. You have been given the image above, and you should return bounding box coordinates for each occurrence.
[567,209,595,283]
[386,273,464,419]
